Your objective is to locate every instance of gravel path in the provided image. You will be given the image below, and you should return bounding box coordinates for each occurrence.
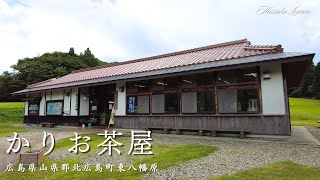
[306,126,320,142]
[47,133,320,179]
[144,134,320,180]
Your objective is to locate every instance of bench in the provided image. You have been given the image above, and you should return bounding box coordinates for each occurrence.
[40,122,56,128]
[212,129,250,139]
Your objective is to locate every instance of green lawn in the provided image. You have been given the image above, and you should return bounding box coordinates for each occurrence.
[212,161,320,180]
[0,102,28,137]
[289,98,320,127]
[0,124,29,137]
[0,102,24,124]
[0,133,218,179]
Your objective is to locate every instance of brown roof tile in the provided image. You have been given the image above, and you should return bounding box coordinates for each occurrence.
[29,39,283,88]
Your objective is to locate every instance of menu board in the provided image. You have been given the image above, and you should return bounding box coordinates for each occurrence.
[28,104,39,116]
[47,101,63,115]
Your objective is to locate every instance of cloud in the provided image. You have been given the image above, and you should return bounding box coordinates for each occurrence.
[0,0,319,73]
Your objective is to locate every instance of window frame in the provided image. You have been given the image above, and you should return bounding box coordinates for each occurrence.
[126,93,151,115]
[216,66,261,114]
[151,90,180,114]
[125,66,261,115]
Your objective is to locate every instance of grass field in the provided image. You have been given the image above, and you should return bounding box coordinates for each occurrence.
[289,98,320,127]
[0,102,24,124]
[0,134,218,179]
[212,161,320,180]
[0,102,28,136]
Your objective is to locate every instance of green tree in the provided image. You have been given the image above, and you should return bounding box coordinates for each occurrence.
[69,47,75,56]
[80,48,102,67]
[0,47,107,101]
[313,62,320,99]
[0,72,24,101]
[290,62,315,97]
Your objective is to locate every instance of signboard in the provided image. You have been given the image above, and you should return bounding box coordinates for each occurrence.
[28,104,39,116]
[127,96,136,113]
[47,101,63,115]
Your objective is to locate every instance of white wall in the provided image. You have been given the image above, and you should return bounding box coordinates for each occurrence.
[63,89,71,116]
[115,82,126,115]
[260,63,286,115]
[24,101,28,116]
[79,87,89,116]
[70,88,78,116]
[51,90,64,100]
[39,92,45,116]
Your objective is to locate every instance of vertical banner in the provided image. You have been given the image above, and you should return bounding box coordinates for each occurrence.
[108,106,115,128]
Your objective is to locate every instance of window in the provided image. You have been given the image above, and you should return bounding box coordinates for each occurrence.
[237,68,258,83]
[216,67,259,114]
[238,88,258,112]
[125,67,260,115]
[217,88,237,113]
[197,91,214,113]
[216,70,236,85]
[152,93,179,114]
[126,80,150,93]
[182,91,214,113]
[127,95,150,114]
[196,73,214,86]
[217,68,257,85]
[217,87,259,113]
[151,77,179,91]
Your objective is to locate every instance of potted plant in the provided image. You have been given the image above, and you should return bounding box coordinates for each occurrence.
[80,118,88,128]
[88,118,97,128]
[20,146,43,166]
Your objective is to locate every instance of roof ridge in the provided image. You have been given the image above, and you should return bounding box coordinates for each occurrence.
[27,78,57,89]
[72,38,248,74]
[244,44,283,52]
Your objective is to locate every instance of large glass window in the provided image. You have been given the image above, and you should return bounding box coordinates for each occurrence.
[125,67,260,115]
[237,68,258,83]
[152,93,179,114]
[182,91,214,113]
[151,77,179,91]
[196,73,214,86]
[217,89,238,113]
[217,68,257,85]
[127,95,150,114]
[217,87,259,113]
[197,91,214,113]
[126,80,150,93]
[238,88,258,112]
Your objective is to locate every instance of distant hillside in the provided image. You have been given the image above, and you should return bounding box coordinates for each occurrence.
[0,47,108,101]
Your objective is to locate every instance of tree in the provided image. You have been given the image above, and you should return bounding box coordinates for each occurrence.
[80,48,102,67]
[0,72,24,101]
[69,47,75,56]
[0,48,107,102]
[290,62,315,98]
[313,62,320,99]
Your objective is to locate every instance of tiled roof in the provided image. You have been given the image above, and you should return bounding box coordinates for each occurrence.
[28,39,283,89]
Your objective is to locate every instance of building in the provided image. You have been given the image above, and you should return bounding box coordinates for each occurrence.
[14,39,314,135]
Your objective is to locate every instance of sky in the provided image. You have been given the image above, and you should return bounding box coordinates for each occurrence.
[0,0,319,73]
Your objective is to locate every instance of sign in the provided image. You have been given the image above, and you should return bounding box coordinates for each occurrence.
[47,101,63,115]
[127,96,136,113]
[28,104,39,116]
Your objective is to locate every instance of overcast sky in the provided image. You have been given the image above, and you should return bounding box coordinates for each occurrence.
[0,0,319,73]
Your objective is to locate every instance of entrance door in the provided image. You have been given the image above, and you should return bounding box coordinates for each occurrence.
[28,99,40,124]
[90,84,115,126]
